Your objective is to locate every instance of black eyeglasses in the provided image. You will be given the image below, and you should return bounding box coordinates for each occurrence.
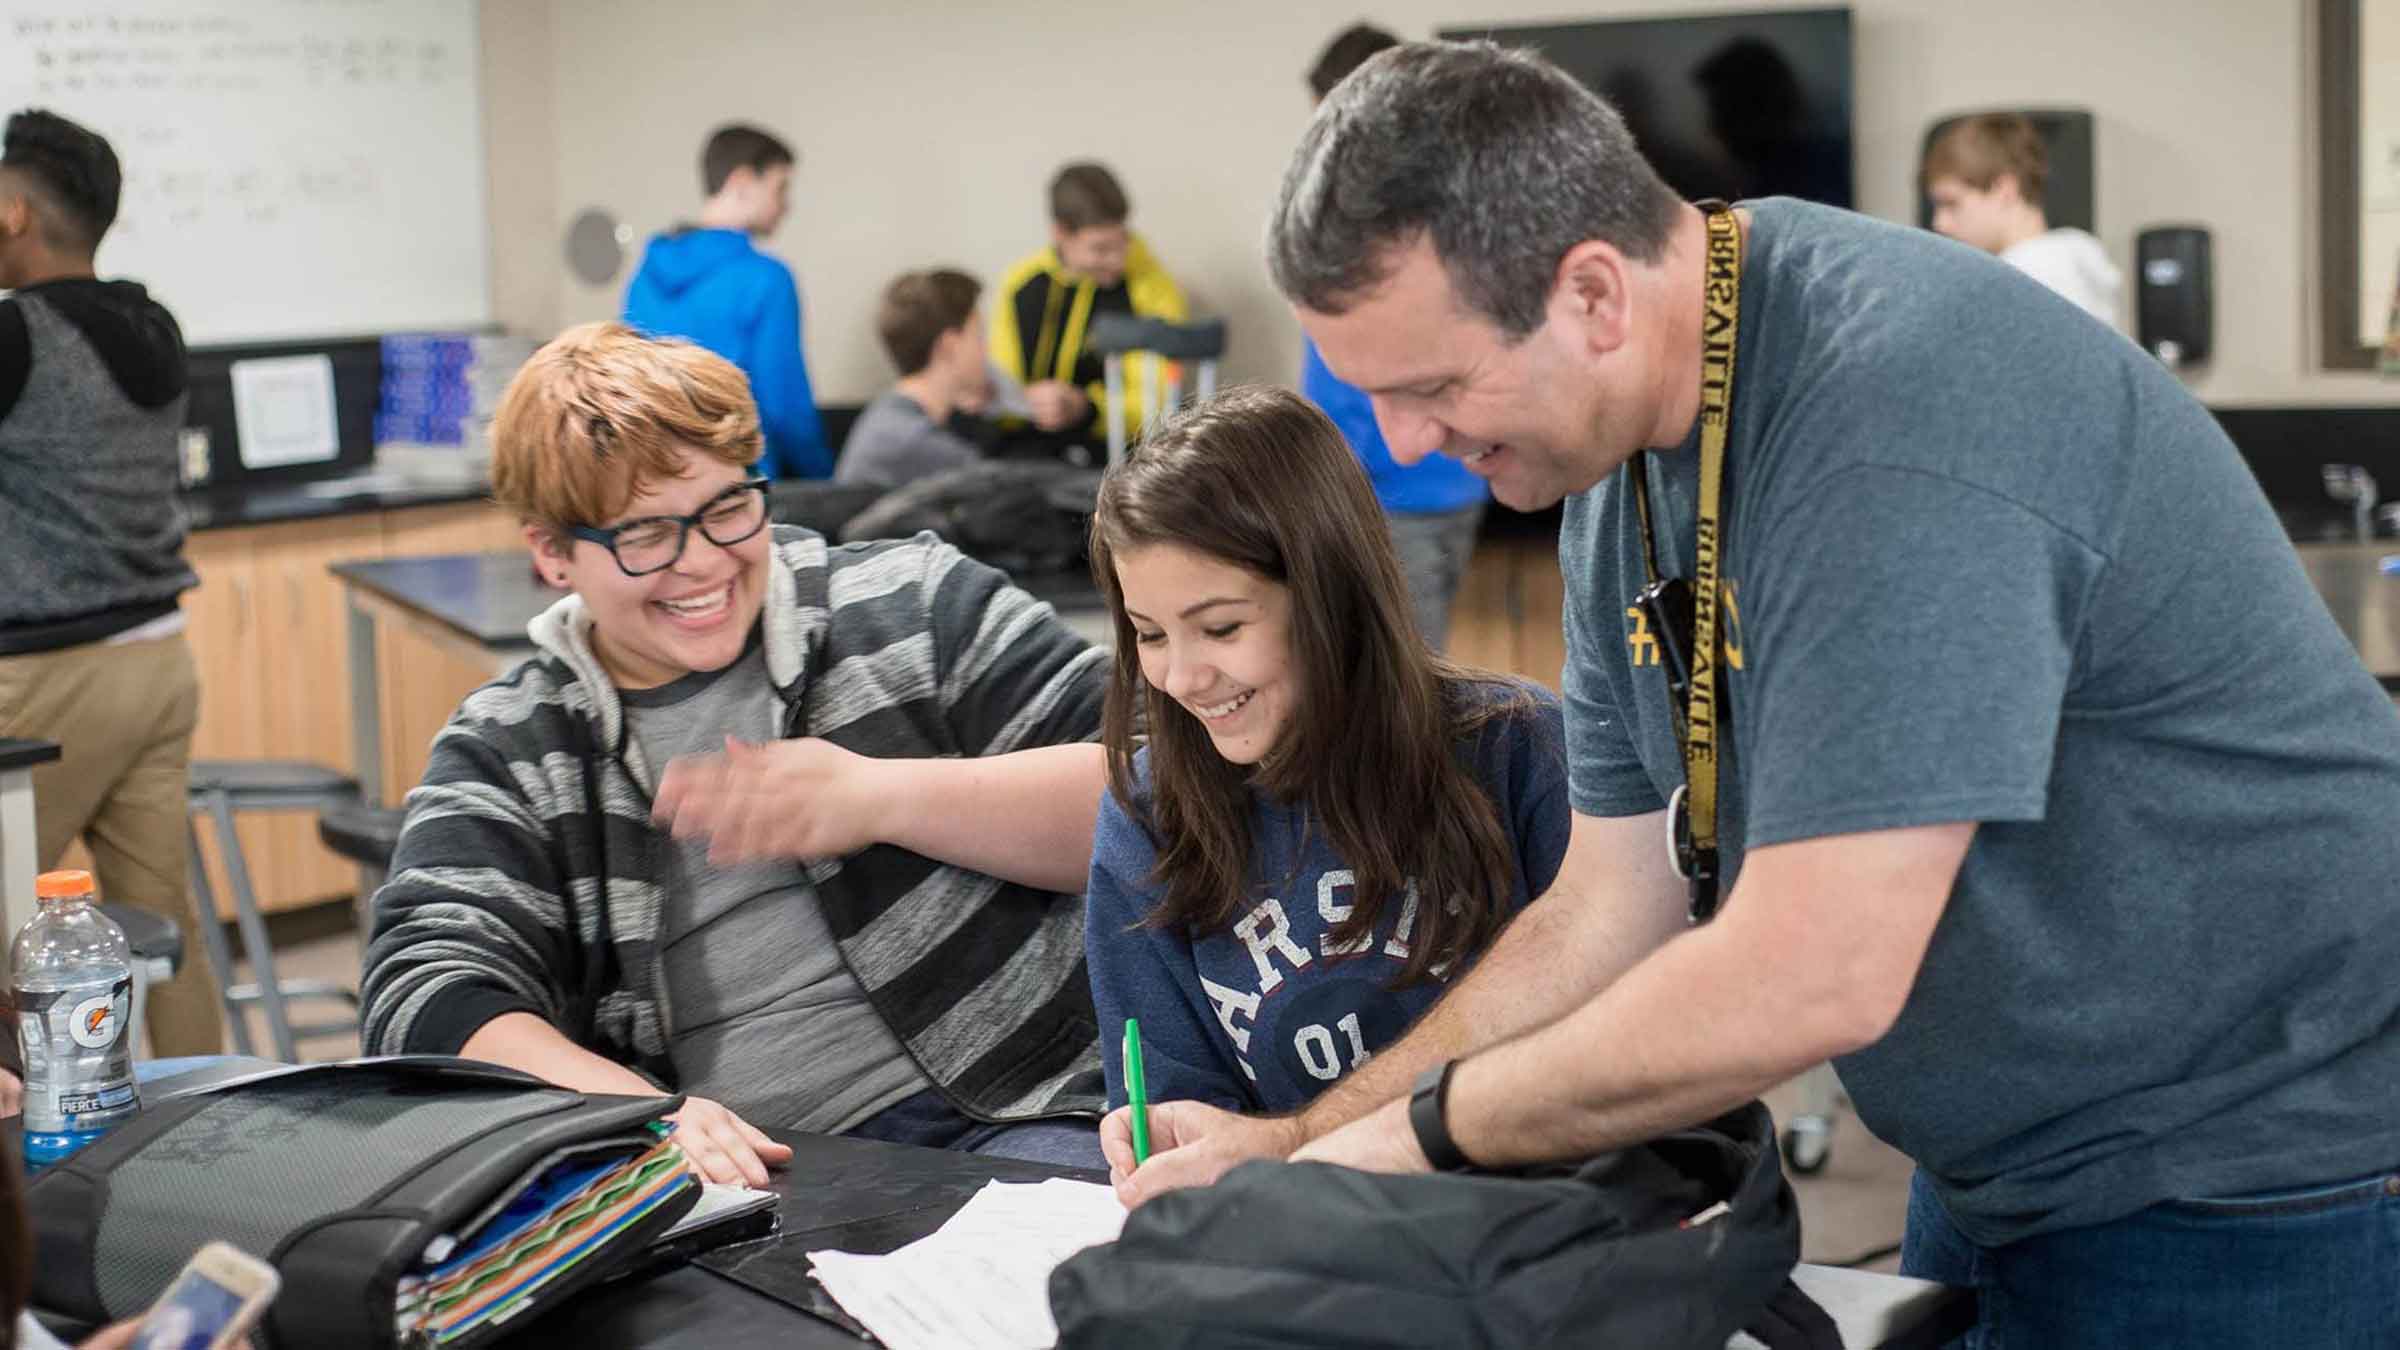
[568,478,771,577]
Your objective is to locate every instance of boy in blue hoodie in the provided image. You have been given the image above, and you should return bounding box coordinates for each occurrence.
[623,123,830,478]
[1298,27,1487,649]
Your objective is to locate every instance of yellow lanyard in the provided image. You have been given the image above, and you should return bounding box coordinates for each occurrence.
[1031,265,1098,385]
[1630,202,1743,922]
[1032,276,1067,382]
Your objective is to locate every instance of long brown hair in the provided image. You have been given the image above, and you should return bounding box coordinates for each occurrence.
[1090,384,1531,985]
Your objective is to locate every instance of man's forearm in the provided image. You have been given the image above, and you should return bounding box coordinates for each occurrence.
[1443,921,1831,1167]
[1444,824,1969,1167]
[876,744,1105,893]
[461,1012,663,1098]
[1294,811,1687,1141]
[1293,899,1595,1139]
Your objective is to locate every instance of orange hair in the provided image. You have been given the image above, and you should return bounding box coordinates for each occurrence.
[488,321,760,529]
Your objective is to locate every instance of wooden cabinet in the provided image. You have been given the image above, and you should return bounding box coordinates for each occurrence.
[253,517,387,910]
[1448,536,1567,690]
[184,525,289,918]
[181,501,519,916]
[375,505,526,804]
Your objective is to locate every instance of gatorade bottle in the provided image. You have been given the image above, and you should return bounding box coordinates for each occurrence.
[13,870,139,1167]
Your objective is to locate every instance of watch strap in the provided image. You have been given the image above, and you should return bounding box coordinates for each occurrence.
[1409,1060,1474,1172]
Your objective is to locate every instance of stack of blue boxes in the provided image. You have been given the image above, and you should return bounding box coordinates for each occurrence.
[376,333,540,451]
[376,333,478,446]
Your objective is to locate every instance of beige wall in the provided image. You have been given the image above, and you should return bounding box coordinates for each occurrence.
[481,0,559,339]
[479,0,2400,409]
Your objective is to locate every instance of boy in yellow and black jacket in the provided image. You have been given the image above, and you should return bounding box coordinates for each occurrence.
[990,162,1187,442]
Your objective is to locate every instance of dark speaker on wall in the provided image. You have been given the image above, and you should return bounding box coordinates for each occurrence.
[1917,108,2094,233]
[2135,226,2212,368]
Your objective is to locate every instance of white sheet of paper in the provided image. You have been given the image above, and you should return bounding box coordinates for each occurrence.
[660,1181,775,1242]
[229,353,340,469]
[807,1178,1126,1350]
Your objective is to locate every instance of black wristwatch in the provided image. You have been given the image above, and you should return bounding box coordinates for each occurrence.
[1409,1061,1476,1172]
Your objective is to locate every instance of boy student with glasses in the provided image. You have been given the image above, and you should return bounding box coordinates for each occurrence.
[361,322,1114,1184]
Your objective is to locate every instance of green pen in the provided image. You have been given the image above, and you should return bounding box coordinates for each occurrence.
[1123,1018,1152,1166]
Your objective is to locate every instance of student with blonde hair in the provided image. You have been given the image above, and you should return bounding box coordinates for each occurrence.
[362,322,1113,1184]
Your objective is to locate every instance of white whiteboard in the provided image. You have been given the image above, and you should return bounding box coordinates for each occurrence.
[1,0,490,346]
[2360,0,2400,346]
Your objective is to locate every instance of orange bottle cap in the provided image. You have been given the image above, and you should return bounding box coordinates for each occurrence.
[34,869,94,899]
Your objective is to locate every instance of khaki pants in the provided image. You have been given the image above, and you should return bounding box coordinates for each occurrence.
[0,632,225,1057]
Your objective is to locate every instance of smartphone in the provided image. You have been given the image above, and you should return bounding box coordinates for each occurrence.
[130,1242,280,1350]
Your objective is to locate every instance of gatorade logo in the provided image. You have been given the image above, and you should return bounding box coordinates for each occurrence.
[68,989,124,1050]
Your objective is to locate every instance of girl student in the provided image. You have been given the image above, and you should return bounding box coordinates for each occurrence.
[1082,384,1570,1180]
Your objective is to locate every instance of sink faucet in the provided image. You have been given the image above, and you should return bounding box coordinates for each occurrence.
[2323,463,2380,541]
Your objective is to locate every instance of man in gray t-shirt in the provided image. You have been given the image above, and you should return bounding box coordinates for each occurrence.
[1541,195,2400,1244]
[836,267,991,491]
[1112,43,2400,1347]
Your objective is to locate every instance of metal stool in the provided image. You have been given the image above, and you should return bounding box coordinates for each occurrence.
[1087,314,1228,469]
[186,760,364,1062]
[96,902,181,1060]
[316,799,404,930]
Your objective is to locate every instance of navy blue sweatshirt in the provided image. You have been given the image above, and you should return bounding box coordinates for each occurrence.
[1087,684,1570,1113]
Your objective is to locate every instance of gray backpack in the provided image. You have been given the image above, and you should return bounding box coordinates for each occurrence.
[1050,1101,1834,1349]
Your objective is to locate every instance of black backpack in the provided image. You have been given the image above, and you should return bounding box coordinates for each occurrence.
[840,461,1102,574]
[24,1058,694,1349]
[1050,1100,1834,1349]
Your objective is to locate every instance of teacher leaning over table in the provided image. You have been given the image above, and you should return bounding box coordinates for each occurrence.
[1100,40,2400,1350]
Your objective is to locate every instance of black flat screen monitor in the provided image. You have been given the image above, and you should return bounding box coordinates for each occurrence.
[1440,8,1855,210]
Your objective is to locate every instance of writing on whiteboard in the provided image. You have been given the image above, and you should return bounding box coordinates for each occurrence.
[0,1,490,345]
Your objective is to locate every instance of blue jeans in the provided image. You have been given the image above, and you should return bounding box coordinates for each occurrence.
[845,1088,1106,1172]
[1901,1167,2400,1348]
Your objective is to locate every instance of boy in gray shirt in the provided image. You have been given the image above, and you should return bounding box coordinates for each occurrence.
[837,269,990,491]
[0,109,223,1059]
[364,323,1111,1188]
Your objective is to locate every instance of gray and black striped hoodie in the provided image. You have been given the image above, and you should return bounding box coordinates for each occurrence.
[360,527,1109,1122]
